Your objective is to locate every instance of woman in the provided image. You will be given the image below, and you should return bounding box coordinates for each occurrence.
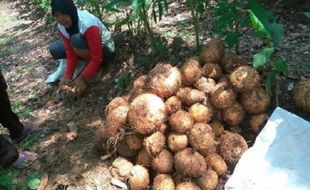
[49,0,115,96]
[0,71,38,169]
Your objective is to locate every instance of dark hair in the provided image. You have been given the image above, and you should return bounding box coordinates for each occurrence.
[51,0,79,36]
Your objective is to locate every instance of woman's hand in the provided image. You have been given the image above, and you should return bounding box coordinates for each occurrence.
[59,78,72,91]
[73,75,86,96]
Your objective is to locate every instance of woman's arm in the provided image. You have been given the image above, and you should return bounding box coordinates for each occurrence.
[82,26,103,79]
[59,33,78,79]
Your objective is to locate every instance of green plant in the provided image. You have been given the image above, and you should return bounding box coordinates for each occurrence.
[115,73,131,90]
[248,0,284,47]
[12,101,32,119]
[38,0,50,10]
[0,49,12,58]
[76,0,108,21]
[19,0,53,24]
[215,0,288,95]
[215,0,284,51]
[0,15,11,26]
[25,172,41,190]
[0,35,17,46]
[0,169,19,190]
[304,12,310,19]
[162,31,177,38]
[215,0,249,51]
[249,0,286,95]
[105,0,168,53]
[186,0,209,51]
[22,136,36,150]
[0,169,42,190]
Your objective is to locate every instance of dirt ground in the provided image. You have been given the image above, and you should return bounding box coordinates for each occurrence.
[0,0,309,189]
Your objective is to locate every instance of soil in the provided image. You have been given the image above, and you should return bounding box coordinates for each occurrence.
[0,0,309,189]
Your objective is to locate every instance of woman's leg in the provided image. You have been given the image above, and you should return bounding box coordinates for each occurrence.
[0,72,24,139]
[49,40,66,60]
[48,35,116,89]
[70,34,89,61]
[0,135,18,168]
[103,45,115,64]
[46,41,67,83]
[50,36,115,63]
[70,33,115,64]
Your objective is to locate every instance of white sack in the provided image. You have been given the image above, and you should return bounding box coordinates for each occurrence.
[225,107,310,190]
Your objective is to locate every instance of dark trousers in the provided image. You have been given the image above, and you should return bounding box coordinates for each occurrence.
[0,135,18,168]
[49,34,115,61]
[0,71,22,168]
[0,72,24,138]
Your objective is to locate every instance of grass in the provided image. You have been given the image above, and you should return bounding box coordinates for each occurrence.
[0,100,38,190]
[0,49,12,58]
[0,15,12,26]
[162,31,178,38]
[0,98,39,189]
[0,99,32,133]
[114,73,131,90]
[0,64,4,70]
[177,21,193,38]
[0,168,20,190]
[11,100,32,119]
[297,44,310,52]
[21,136,36,151]
[0,35,17,46]
[0,169,42,190]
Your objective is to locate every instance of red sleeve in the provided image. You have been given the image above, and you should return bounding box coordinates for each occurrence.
[60,33,78,79]
[82,26,103,79]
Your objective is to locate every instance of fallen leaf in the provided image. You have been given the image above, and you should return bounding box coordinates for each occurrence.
[38,173,48,190]
[66,131,78,141]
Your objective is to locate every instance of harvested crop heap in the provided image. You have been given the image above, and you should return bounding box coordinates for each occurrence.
[96,38,271,190]
[292,79,310,113]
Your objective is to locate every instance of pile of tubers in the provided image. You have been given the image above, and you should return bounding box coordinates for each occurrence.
[292,78,310,113]
[96,38,271,190]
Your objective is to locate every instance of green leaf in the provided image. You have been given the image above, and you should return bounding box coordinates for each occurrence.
[0,175,14,190]
[248,10,271,39]
[271,59,288,74]
[302,62,310,68]
[132,0,144,12]
[115,16,130,26]
[163,0,169,10]
[216,13,234,33]
[291,61,310,72]
[240,16,250,27]
[303,12,310,19]
[39,1,50,10]
[297,44,310,52]
[263,72,277,95]
[253,47,275,68]
[28,179,41,190]
[215,1,233,16]
[26,173,41,190]
[115,74,131,90]
[152,7,157,23]
[247,0,284,46]
[156,0,163,20]
[225,31,242,48]
[270,22,284,46]
[196,3,205,15]
[104,0,126,10]
[145,0,152,10]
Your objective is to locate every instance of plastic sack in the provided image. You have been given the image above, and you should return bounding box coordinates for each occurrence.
[225,107,310,190]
